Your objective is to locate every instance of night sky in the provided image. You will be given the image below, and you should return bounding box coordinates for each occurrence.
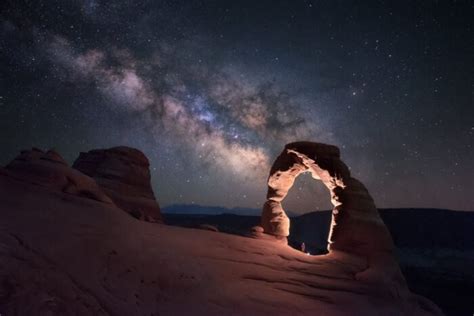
[1,1,473,213]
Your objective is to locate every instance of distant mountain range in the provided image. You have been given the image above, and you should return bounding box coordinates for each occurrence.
[163,205,474,250]
[293,208,474,250]
[162,204,300,217]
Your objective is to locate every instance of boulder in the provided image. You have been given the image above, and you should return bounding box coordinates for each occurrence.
[73,146,163,223]
[197,224,219,232]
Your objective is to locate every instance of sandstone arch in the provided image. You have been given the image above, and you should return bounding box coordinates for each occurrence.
[261,141,394,257]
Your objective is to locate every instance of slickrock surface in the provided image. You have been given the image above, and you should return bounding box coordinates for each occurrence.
[73,146,163,223]
[0,144,442,315]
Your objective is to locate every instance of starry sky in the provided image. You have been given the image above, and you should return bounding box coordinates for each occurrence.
[1,0,473,213]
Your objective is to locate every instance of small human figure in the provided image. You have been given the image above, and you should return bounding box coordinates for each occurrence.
[301,242,306,253]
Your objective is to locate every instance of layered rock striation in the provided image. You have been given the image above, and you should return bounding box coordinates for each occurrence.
[73,146,162,223]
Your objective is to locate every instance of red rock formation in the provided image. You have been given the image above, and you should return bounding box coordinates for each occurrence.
[262,142,394,253]
[261,142,405,286]
[73,146,163,223]
[0,165,443,315]
[2,148,113,204]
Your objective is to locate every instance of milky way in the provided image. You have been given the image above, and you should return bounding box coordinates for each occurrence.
[1,1,473,212]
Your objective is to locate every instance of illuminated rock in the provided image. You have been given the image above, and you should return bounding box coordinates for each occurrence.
[0,145,443,315]
[261,141,394,257]
[73,146,163,223]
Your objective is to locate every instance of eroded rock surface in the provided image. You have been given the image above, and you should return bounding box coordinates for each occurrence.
[0,144,443,315]
[73,146,163,223]
[261,141,406,288]
[0,170,443,315]
[262,142,393,253]
[1,148,113,204]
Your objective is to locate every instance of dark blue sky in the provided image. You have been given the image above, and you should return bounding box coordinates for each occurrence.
[1,0,473,212]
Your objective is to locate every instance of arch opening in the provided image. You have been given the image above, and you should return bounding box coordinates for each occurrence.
[281,172,332,255]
